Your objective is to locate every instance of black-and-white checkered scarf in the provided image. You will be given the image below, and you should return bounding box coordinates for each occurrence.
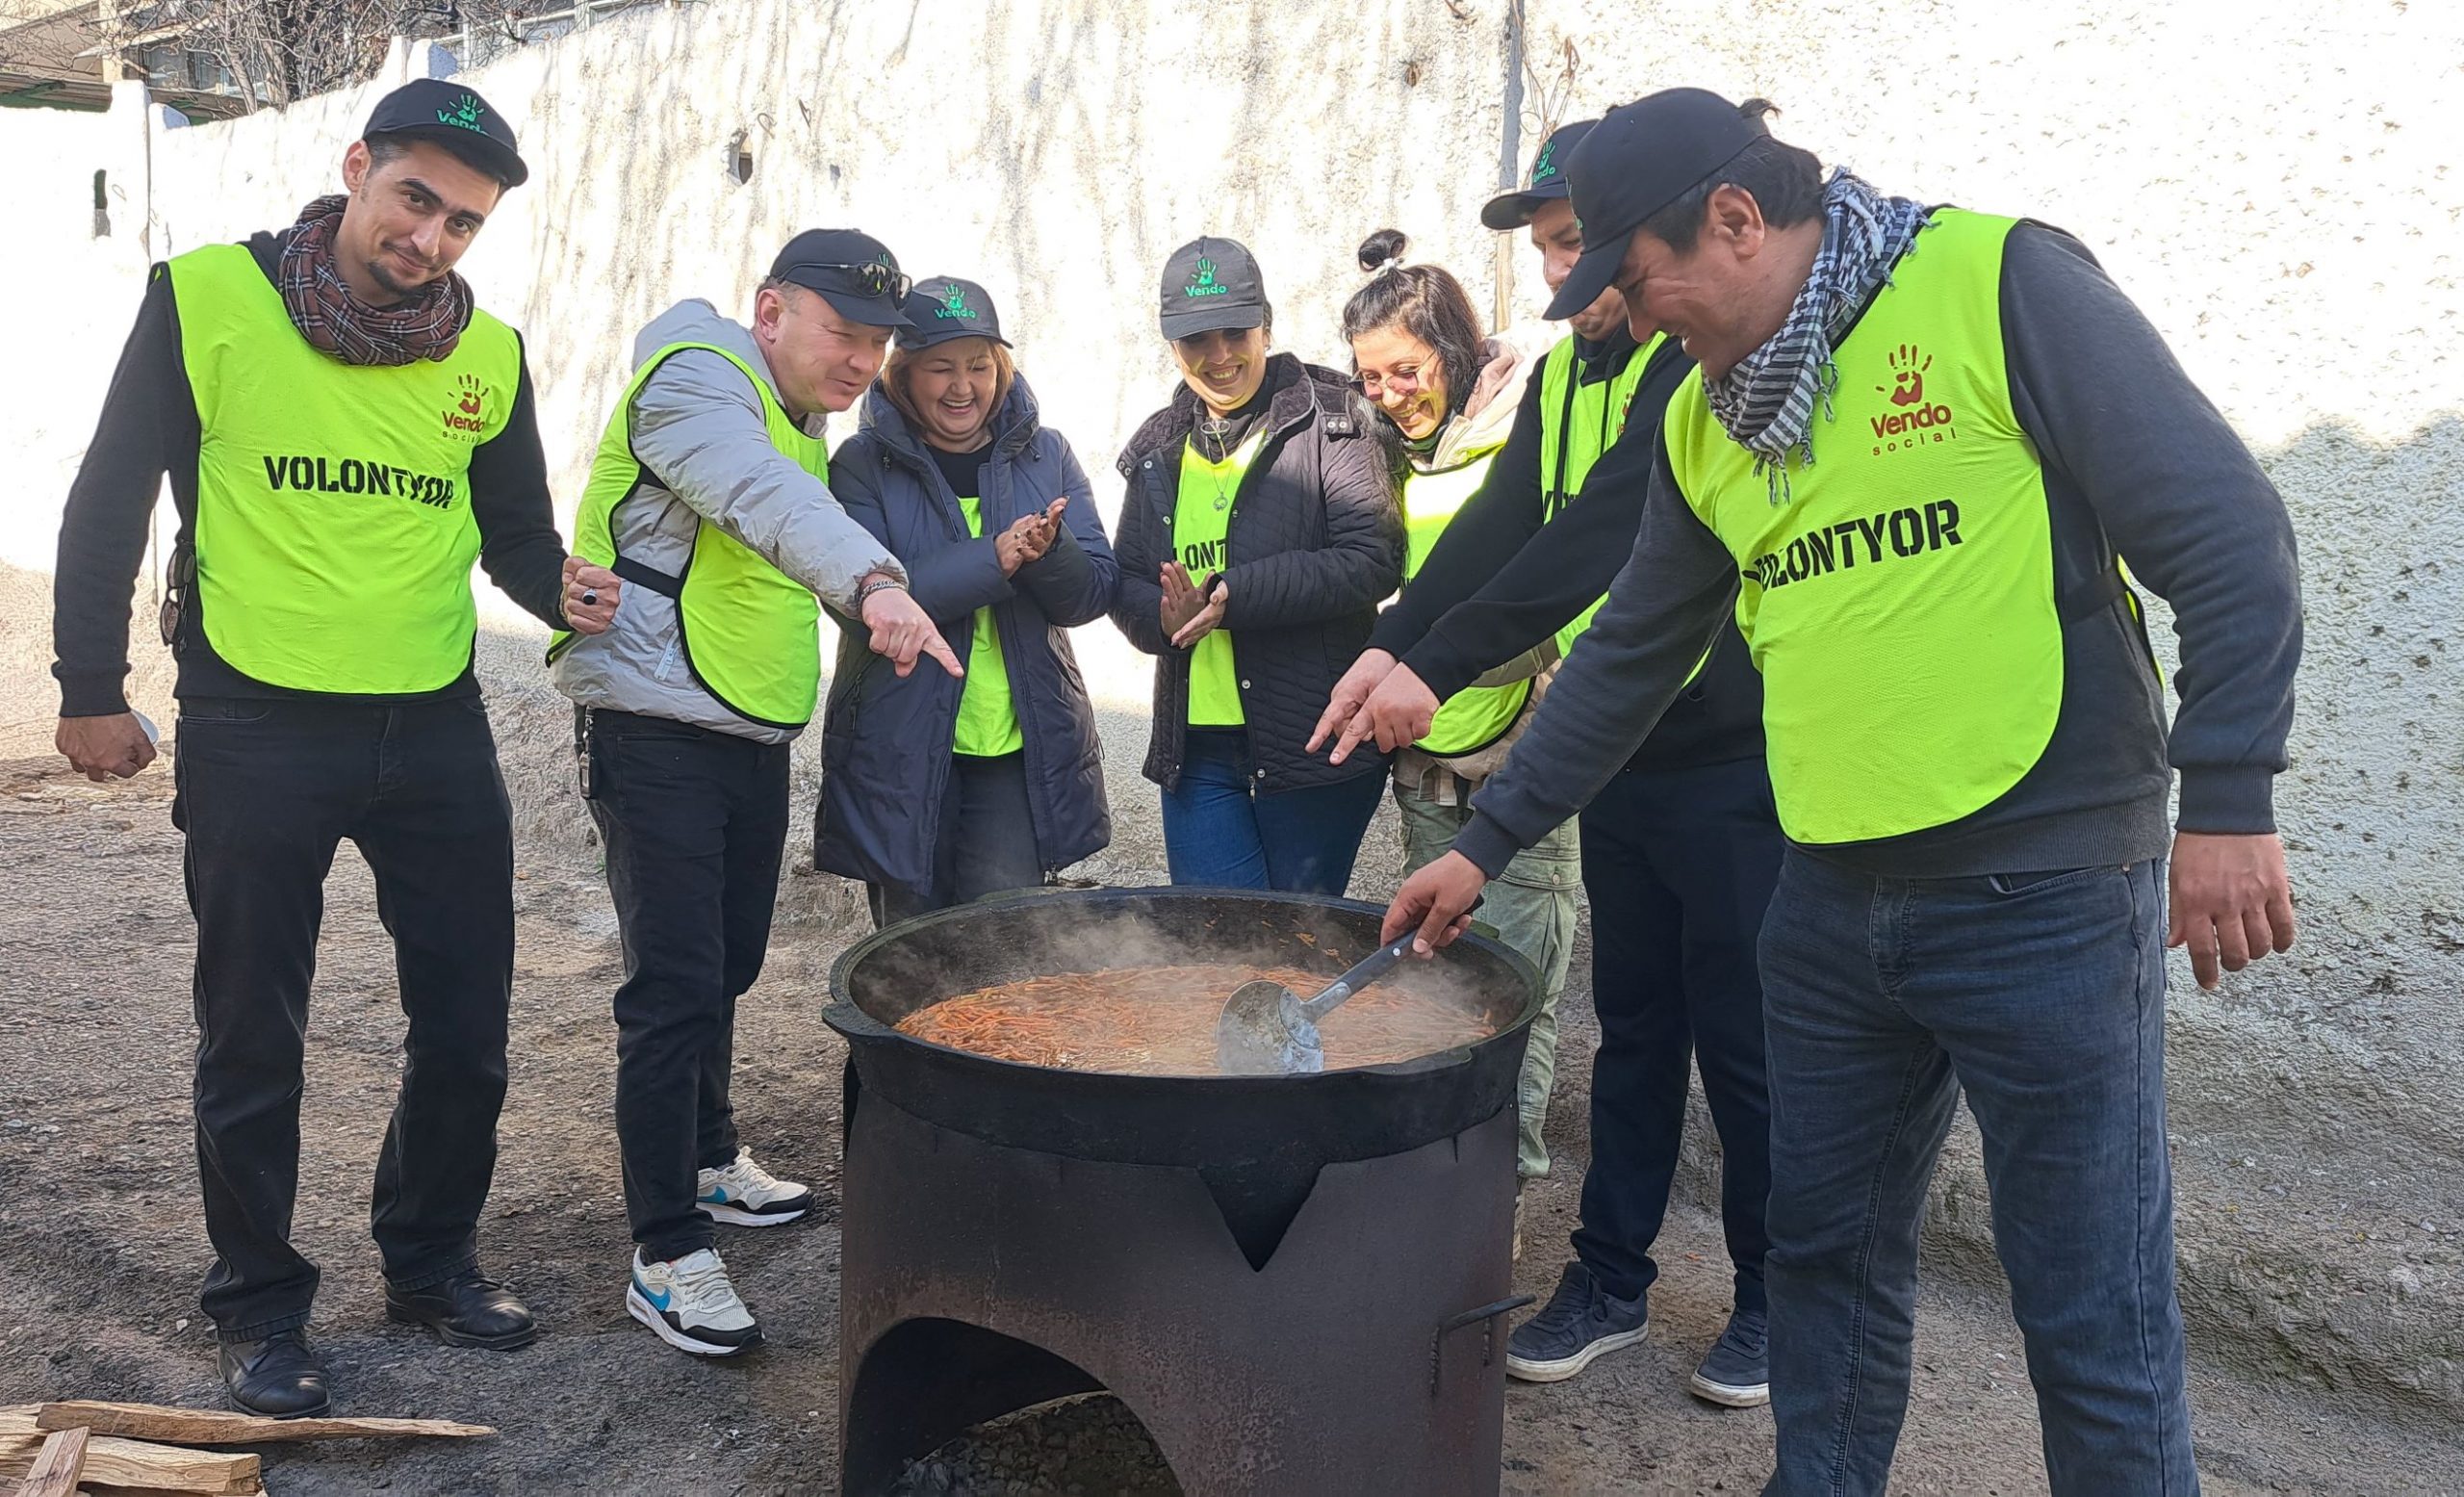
[1705,170,1931,503]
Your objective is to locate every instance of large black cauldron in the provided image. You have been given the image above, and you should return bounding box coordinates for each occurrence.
[826,888,1540,1496]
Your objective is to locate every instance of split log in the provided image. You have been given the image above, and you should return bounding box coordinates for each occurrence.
[37,1401,493,1446]
[15,1426,89,1497]
[0,1432,259,1494]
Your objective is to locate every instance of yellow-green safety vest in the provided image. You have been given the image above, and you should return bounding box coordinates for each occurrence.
[1402,445,1530,757]
[1663,208,2136,844]
[170,243,518,693]
[1537,331,1660,658]
[552,342,826,729]
[1173,429,1267,727]
[952,496,1024,757]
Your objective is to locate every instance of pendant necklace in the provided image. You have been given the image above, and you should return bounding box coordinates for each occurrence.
[1200,413,1241,510]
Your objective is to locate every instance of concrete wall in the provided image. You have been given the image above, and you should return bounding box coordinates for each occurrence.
[3,0,2458,1421]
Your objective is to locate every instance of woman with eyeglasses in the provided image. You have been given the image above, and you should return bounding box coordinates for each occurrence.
[1108,236,1403,894]
[1340,228,1579,1194]
[819,276,1120,927]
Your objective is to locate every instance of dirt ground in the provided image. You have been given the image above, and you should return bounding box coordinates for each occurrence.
[3,734,2459,1495]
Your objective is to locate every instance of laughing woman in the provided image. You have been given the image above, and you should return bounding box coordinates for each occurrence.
[1343,230,1578,1200]
[1109,236,1403,894]
[819,276,1118,927]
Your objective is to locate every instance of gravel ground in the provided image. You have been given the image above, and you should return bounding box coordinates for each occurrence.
[2,734,2459,1494]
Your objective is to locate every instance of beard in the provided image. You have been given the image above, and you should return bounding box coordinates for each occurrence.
[360,244,437,303]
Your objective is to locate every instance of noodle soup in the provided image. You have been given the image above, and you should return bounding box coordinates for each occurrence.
[894,963,1496,1075]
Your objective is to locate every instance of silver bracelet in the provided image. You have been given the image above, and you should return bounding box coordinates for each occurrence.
[855,577,906,606]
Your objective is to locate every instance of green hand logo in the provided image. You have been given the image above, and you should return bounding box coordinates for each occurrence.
[1184,257,1228,297]
[1532,138,1557,184]
[935,282,981,320]
[436,93,487,133]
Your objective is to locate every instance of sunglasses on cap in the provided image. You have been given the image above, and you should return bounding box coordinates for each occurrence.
[793,261,913,302]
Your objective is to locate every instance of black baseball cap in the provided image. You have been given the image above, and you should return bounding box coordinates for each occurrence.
[1480,118,1598,230]
[897,276,1009,349]
[1544,88,1765,320]
[769,229,912,327]
[363,79,527,190]
[1159,236,1268,339]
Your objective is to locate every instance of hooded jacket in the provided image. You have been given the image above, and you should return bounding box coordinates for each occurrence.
[550,299,905,743]
[815,374,1118,895]
[1109,354,1404,794]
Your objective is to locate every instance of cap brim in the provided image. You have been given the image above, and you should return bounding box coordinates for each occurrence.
[1160,301,1266,340]
[1543,227,1631,321]
[1480,186,1567,231]
[818,289,913,327]
[897,325,1013,350]
[378,125,528,189]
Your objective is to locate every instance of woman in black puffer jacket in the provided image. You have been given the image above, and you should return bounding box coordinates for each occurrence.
[1109,235,1403,894]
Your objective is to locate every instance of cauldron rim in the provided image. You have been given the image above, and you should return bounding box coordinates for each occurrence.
[824,884,1541,1087]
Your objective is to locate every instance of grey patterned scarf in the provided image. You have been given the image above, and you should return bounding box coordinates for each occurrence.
[1705,170,1931,503]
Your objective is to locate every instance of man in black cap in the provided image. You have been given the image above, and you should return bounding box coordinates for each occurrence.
[552,229,957,1359]
[1387,88,2302,1493]
[51,79,607,1414]
[1315,115,1779,1407]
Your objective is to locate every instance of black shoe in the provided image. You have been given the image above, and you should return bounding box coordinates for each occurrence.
[218,1329,331,1418]
[1688,1306,1771,1407]
[1505,1262,1648,1383]
[385,1269,538,1350]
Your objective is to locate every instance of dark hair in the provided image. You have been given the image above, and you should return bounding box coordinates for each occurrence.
[363,132,515,192]
[1341,229,1484,421]
[1639,98,1823,254]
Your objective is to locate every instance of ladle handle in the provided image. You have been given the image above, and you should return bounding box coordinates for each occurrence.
[1299,937,1414,1021]
[1301,897,1481,1022]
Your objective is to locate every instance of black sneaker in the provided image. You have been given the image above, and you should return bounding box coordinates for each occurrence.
[1688,1306,1770,1407]
[1505,1262,1648,1383]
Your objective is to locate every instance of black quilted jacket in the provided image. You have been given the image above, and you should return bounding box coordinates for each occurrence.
[1110,355,1404,794]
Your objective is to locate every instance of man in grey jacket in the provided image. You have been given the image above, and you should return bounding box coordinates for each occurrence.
[552,229,958,1358]
[1389,92,2300,1493]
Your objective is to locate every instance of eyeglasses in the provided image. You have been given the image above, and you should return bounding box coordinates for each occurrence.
[790,261,912,301]
[1352,365,1428,399]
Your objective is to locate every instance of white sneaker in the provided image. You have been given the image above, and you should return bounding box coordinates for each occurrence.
[627,1248,762,1357]
[696,1148,813,1227]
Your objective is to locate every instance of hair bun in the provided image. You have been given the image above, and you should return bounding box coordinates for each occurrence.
[1357,228,1409,274]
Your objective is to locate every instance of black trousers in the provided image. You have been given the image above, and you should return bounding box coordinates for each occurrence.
[1571,754,1783,1313]
[866,751,1045,929]
[584,710,787,1263]
[173,695,514,1341]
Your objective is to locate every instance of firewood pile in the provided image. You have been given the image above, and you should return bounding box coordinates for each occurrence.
[2,1401,492,1496]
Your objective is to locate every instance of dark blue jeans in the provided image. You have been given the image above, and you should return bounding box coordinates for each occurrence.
[1758,851,2193,1497]
[1161,729,1384,895]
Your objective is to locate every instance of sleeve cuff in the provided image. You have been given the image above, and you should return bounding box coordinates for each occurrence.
[1451,813,1524,881]
[1399,636,1477,706]
[1366,607,1421,659]
[57,671,132,718]
[2176,766,2277,836]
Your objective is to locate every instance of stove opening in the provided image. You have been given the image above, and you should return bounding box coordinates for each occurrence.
[853,1317,1180,1496]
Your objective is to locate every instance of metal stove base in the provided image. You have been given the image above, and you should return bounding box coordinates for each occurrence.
[839,1089,1521,1496]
